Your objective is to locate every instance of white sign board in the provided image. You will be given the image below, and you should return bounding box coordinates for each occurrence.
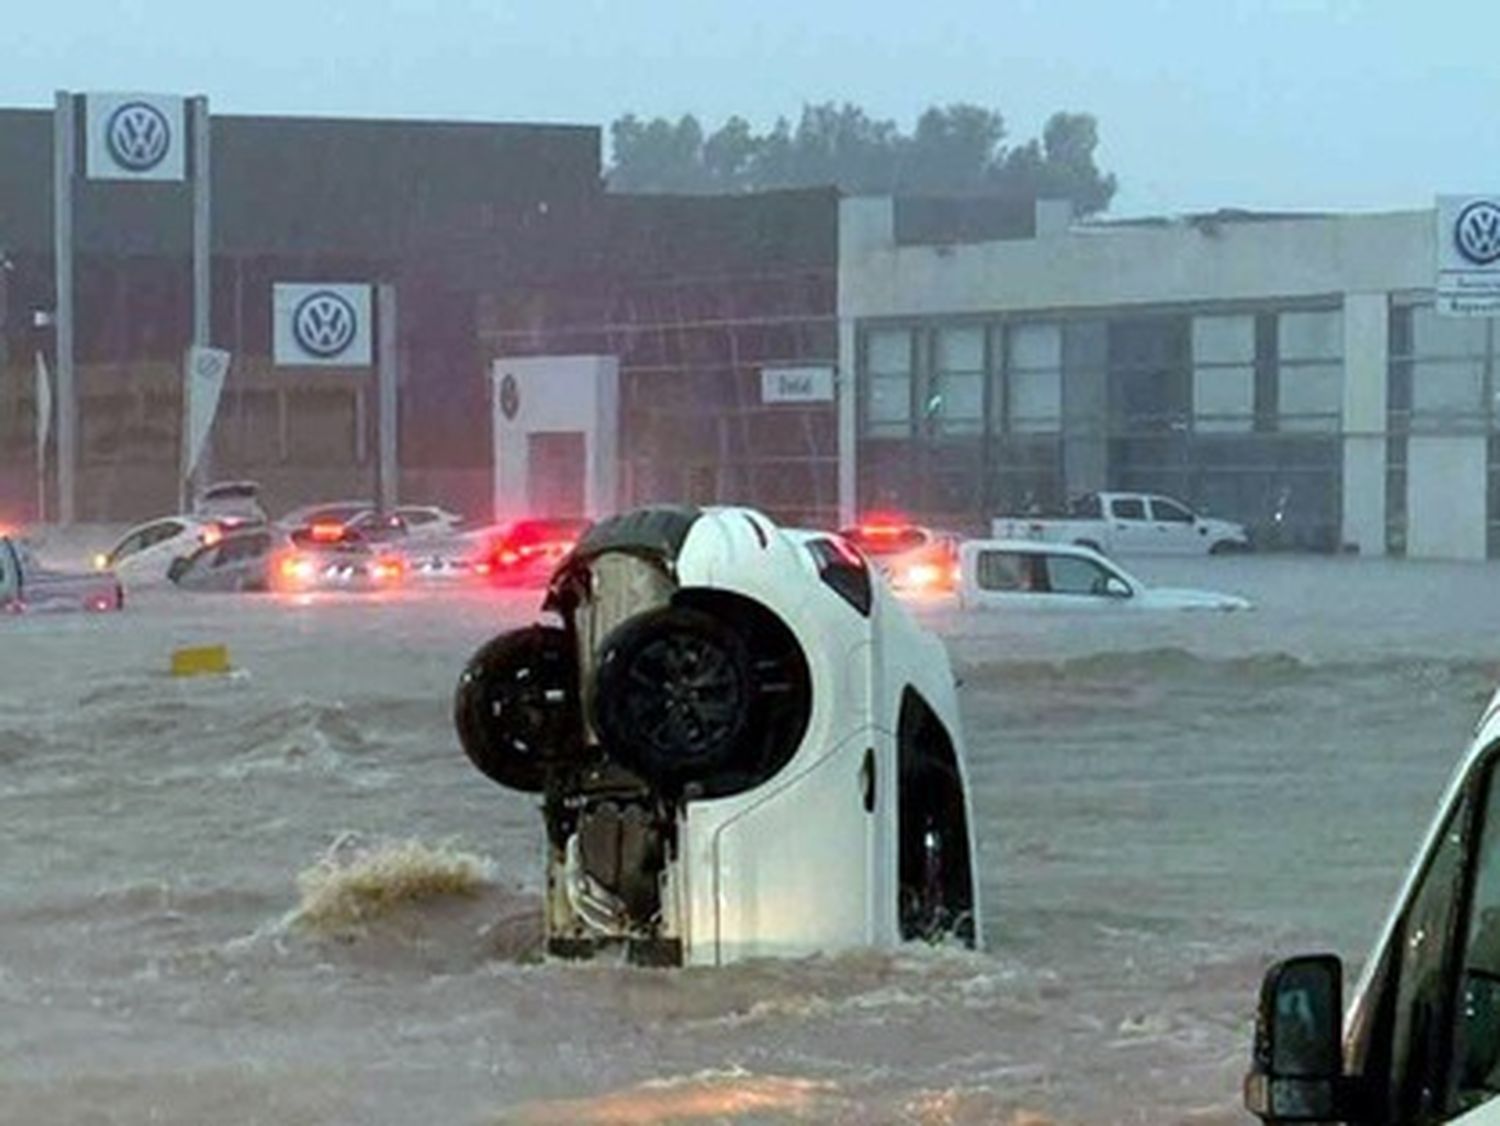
[761,365,835,404]
[273,284,373,367]
[1436,195,1500,317]
[85,93,187,181]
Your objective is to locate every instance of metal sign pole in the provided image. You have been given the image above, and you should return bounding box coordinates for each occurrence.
[183,94,212,511]
[52,91,76,526]
[376,283,399,511]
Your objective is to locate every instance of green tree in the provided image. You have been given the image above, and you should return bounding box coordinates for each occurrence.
[607,102,1117,215]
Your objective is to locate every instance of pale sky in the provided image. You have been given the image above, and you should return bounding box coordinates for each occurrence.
[4,0,1497,216]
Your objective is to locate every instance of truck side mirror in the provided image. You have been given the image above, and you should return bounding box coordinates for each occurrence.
[1244,954,1347,1122]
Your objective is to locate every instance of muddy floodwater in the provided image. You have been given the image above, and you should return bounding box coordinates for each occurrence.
[4,550,1498,1125]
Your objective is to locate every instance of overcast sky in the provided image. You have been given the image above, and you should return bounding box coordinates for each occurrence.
[4,0,1496,216]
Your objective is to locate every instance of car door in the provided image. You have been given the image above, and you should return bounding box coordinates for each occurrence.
[1148,497,1208,554]
[1105,496,1156,554]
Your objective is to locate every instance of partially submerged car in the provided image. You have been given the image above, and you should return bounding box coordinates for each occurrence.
[958,539,1251,612]
[94,515,225,586]
[454,505,980,966]
[168,525,406,594]
[2,537,122,613]
[192,480,268,529]
[838,516,962,595]
[1245,684,1500,1125]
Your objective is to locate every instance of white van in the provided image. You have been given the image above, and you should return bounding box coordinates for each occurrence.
[454,505,981,966]
[1246,685,1500,1123]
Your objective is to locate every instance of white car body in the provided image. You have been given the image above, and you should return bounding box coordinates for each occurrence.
[97,516,223,587]
[393,505,464,539]
[1247,688,1500,1123]
[454,506,981,967]
[2,537,123,613]
[993,491,1251,556]
[959,539,1251,612]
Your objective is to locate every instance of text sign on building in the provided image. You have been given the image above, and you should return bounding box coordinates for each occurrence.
[760,365,835,404]
[1436,195,1500,317]
[85,94,187,181]
[273,284,373,367]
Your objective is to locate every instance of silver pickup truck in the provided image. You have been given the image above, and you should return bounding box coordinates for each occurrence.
[0,537,124,614]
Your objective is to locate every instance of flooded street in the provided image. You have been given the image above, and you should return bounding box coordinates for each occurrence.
[4,555,1498,1124]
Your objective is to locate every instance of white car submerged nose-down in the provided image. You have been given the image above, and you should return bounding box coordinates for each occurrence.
[454,505,981,967]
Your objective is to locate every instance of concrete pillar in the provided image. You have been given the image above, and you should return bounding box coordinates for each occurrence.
[1340,293,1388,555]
[837,198,896,527]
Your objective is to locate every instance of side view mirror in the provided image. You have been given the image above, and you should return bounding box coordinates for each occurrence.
[1244,954,1347,1122]
[1103,576,1131,599]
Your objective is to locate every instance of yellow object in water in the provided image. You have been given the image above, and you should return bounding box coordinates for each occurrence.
[170,644,231,677]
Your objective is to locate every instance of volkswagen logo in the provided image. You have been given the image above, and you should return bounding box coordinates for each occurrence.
[292,291,358,359]
[499,374,521,421]
[106,102,172,172]
[1455,200,1500,266]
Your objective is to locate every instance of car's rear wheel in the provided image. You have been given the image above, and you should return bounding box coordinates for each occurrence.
[592,606,753,792]
[454,625,581,792]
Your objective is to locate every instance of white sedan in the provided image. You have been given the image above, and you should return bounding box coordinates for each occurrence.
[958,539,1251,611]
[95,516,226,587]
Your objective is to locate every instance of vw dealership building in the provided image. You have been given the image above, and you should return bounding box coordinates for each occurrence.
[0,95,1495,558]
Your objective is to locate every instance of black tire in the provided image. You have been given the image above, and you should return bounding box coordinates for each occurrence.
[454,625,581,792]
[591,605,754,792]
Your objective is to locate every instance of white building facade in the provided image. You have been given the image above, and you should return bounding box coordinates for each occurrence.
[837,198,1500,560]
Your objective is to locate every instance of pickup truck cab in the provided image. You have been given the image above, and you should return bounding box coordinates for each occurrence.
[1246,686,1500,1124]
[992,491,1250,556]
[1,537,123,613]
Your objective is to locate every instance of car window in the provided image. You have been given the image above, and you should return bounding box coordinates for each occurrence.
[1044,555,1115,596]
[1448,754,1500,1115]
[1151,498,1194,523]
[1110,498,1146,520]
[0,540,17,600]
[218,533,270,564]
[1069,494,1103,519]
[975,550,1034,592]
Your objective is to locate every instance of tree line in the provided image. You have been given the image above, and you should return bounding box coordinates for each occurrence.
[607,103,1117,216]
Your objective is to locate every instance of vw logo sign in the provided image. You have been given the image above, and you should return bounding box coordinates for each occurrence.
[1454,200,1500,266]
[292,291,358,359]
[106,101,172,172]
[499,374,521,421]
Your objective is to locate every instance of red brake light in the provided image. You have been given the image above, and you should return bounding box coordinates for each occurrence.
[200,523,223,547]
[371,556,405,583]
[310,522,344,543]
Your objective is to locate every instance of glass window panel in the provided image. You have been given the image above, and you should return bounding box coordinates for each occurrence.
[936,326,985,372]
[934,372,983,434]
[1192,314,1255,364]
[1412,305,1488,359]
[1412,359,1486,417]
[868,329,912,375]
[1279,362,1343,431]
[1045,555,1111,596]
[976,551,1031,591]
[1278,310,1342,361]
[867,374,911,428]
[1009,323,1061,371]
[1194,364,1255,433]
[1011,368,1061,433]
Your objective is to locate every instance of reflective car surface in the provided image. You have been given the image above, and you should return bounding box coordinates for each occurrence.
[3,537,123,613]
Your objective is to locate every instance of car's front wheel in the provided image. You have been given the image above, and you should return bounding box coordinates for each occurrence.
[454,625,582,792]
[592,605,754,792]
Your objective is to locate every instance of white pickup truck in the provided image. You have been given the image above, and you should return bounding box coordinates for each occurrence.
[991,491,1251,556]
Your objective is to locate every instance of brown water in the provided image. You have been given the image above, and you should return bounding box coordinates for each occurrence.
[3,554,1498,1124]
